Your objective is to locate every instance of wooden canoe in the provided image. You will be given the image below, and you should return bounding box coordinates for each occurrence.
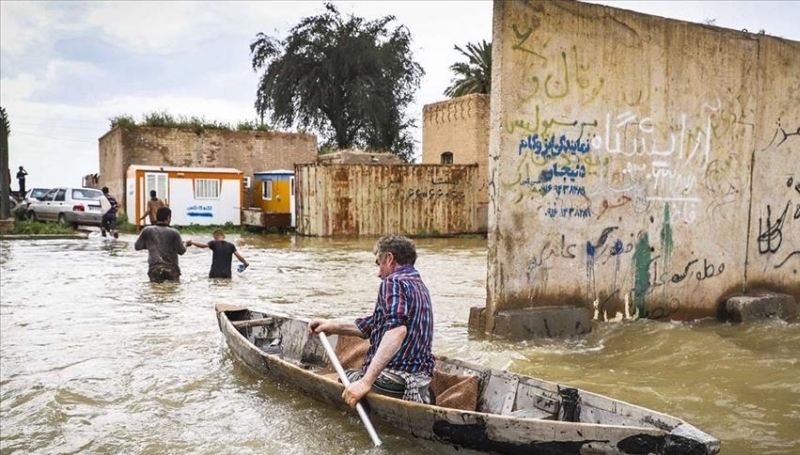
[215,303,721,455]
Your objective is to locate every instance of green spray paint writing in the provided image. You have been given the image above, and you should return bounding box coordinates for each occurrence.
[633,232,651,318]
[660,204,673,297]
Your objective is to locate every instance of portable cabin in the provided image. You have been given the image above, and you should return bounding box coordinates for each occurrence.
[126,165,244,227]
[253,170,295,228]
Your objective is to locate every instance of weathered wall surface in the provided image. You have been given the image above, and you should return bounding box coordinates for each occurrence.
[423,94,490,230]
[747,37,800,299]
[98,128,125,203]
[98,126,317,209]
[485,0,799,332]
[295,163,479,237]
[318,150,403,164]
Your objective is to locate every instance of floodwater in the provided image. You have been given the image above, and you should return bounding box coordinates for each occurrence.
[1,233,798,455]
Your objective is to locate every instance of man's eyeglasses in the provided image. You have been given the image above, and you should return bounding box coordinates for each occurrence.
[374,252,390,266]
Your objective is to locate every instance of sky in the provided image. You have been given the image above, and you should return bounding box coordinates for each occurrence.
[1,1,799,188]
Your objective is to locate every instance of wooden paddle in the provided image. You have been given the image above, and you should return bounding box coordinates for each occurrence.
[315,328,382,447]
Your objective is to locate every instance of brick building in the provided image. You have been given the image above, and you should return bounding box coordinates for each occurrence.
[422,93,490,230]
[97,126,317,210]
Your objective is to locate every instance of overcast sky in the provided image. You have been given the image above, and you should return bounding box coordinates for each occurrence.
[1,1,798,188]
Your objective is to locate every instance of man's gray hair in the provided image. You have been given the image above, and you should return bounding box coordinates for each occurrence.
[374,235,417,266]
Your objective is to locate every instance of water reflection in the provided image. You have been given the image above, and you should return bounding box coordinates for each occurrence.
[0,233,798,455]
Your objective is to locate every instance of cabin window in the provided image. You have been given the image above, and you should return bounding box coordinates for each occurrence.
[263,179,273,200]
[195,179,220,199]
[441,151,454,164]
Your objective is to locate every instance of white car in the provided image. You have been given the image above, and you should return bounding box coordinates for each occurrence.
[19,187,50,211]
[26,187,104,228]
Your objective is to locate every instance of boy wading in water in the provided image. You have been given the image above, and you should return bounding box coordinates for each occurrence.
[185,230,249,279]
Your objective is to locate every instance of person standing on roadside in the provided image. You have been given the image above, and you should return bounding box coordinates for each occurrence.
[139,190,168,226]
[185,229,249,279]
[134,207,186,283]
[16,166,27,195]
[99,186,120,238]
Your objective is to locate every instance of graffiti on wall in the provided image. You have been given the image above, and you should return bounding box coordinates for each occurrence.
[496,14,786,321]
[758,121,800,270]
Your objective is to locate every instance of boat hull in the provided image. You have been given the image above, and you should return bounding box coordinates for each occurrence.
[215,304,720,455]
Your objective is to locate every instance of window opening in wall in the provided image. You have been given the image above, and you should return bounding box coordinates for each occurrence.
[195,179,220,199]
[441,151,454,164]
[263,179,273,200]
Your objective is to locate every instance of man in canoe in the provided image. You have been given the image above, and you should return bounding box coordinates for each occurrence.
[309,235,435,407]
[134,207,186,283]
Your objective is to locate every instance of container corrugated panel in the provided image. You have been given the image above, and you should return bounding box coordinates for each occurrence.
[295,163,479,237]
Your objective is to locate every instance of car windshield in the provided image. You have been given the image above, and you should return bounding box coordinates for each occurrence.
[30,188,49,198]
[71,189,103,200]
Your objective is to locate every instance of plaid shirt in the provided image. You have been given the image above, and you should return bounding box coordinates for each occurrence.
[355,265,435,376]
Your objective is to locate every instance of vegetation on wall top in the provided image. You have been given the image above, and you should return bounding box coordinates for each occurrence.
[108,111,274,133]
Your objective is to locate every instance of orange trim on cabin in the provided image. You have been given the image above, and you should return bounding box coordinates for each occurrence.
[133,169,242,225]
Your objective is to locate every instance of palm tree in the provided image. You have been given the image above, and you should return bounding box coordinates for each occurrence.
[443,40,492,98]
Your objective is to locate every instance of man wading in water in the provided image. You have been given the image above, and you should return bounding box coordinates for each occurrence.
[134,207,186,283]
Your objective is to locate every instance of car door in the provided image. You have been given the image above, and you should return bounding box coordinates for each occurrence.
[40,188,66,221]
[32,188,58,220]
[51,189,68,221]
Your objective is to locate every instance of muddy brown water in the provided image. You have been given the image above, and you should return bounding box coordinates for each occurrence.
[1,234,798,454]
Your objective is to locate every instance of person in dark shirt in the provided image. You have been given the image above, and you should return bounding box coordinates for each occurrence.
[16,166,27,194]
[134,207,186,283]
[185,229,249,279]
[100,186,119,239]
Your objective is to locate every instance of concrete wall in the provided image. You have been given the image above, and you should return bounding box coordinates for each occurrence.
[295,163,479,237]
[747,37,800,302]
[317,150,403,164]
[98,126,317,210]
[483,0,800,334]
[423,94,490,230]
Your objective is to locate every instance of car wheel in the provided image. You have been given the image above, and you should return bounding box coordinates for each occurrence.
[27,211,37,221]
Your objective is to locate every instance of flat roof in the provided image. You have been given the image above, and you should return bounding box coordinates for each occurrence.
[128,165,242,173]
[254,169,294,175]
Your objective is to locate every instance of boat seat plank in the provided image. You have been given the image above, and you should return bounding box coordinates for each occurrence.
[233,317,274,329]
[501,376,520,415]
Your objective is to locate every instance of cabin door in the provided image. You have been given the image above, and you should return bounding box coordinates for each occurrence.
[290,175,296,227]
[142,172,169,224]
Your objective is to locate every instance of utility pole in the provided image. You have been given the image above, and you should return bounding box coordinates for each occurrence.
[0,106,10,220]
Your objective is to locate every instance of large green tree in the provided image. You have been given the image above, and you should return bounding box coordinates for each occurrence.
[444,40,492,98]
[250,3,423,161]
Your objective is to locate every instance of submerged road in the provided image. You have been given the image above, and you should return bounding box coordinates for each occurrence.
[1,233,798,454]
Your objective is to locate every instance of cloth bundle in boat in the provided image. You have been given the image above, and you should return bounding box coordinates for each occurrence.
[331,335,372,370]
[430,370,479,412]
[327,335,479,411]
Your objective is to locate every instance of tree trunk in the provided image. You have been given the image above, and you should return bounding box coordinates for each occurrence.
[0,107,10,220]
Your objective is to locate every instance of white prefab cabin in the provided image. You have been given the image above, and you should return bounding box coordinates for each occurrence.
[126,165,244,226]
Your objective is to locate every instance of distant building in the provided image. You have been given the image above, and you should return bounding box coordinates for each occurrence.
[422,93,490,230]
[96,126,317,210]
